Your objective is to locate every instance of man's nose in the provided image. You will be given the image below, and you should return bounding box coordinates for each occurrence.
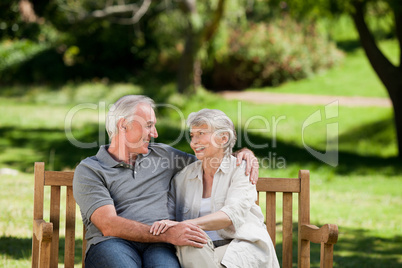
[151,126,158,138]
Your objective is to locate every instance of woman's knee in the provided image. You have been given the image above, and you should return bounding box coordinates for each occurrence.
[176,244,218,268]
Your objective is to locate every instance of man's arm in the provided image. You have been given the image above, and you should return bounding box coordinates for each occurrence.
[90,204,208,247]
[233,148,259,184]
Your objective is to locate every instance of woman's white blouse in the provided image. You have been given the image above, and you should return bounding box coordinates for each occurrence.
[168,155,279,268]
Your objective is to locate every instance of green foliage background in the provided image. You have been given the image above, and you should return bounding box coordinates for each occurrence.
[0,0,346,88]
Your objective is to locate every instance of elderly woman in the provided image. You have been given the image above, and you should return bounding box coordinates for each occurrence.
[151,109,279,268]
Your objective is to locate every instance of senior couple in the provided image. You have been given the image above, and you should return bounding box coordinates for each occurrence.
[73,95,279,268]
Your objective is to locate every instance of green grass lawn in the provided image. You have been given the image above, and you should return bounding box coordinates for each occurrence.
[1,33,401,268]
[251,39,398,98]
[1,82,401,267]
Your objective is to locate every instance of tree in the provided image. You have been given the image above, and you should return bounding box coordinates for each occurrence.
[15,0,161,82]
[0,0,42,40]
[266,0,402,158]
[350,1,402,158]
[28,0,227,95]
[177,0,226,94]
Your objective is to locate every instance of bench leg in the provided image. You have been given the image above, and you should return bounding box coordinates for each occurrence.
[39,239,52,268]
[320,242,334,268]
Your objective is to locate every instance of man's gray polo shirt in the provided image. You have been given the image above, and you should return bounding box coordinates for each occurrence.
[73,143,196,252]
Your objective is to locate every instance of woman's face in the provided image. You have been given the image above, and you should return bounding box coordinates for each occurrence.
[190,124,227,161]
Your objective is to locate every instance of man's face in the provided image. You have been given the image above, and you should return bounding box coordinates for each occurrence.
[123,103,158,155]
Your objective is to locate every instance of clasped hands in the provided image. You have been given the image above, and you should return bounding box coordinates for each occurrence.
[150,219,178,236]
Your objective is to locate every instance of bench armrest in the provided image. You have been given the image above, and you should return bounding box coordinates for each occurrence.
[300,224,338,244]
[32,219,53,268]
[33,219,53,242]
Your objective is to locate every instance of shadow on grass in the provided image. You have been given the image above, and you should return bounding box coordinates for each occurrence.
[244,132,402,176]
[234,116,401,175]
[2,226,401,267]
[332,228,402,268]
[0,236,84,265]
[1,113,401,174]
[0,236,82,264]
[336,39,362,53]
[272,224,402,268]
[0,236,31,260]
[338,116,394,149]
[0,124,102,172]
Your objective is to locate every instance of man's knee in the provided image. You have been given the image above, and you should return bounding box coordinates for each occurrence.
[143,243,180,268]
[85,239,141,268]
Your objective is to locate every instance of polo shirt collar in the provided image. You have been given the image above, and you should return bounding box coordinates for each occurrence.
[135,144,153,163]
[97,144,155,169]
[96,145,134,169]
[96,145,120,168]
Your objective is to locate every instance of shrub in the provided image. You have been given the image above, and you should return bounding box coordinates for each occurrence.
[0,39,48,73]
[203,17,344,90]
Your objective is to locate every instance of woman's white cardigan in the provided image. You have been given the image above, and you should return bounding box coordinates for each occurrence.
[168,155,280,268]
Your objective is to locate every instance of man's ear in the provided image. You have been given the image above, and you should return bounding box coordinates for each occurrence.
[117,118,127,131]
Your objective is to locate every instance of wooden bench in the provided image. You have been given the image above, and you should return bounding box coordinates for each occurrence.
[32,162,338,268]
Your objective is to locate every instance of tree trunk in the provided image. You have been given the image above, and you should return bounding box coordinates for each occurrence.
[177,0,226,95]
[177,22,202,95]
[351,1,402,158]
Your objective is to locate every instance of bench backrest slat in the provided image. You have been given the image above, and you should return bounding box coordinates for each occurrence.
[45,171,74,186]
[65,186,76,268]
[299,170,310,267]
[49,186,61,267]
[266,192,276,246]
[256,177,300,192]
[282,192,293,268]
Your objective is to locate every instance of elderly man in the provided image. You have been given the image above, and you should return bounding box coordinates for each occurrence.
[73,95,258,268]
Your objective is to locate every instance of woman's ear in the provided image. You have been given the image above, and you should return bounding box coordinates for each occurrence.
[221,133,229,145]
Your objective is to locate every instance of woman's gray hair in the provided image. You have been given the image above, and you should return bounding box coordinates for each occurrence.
[187,109,237,155]
[106,95,155,139]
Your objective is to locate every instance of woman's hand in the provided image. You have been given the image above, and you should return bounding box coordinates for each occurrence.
[150,220,179,235]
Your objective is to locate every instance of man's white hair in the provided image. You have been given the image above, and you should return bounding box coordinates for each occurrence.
[106,95,155,139]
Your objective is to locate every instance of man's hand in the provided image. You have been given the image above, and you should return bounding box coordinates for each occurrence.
[164,222,208,248]
[234,148,259,185]
[90,206,206,245]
